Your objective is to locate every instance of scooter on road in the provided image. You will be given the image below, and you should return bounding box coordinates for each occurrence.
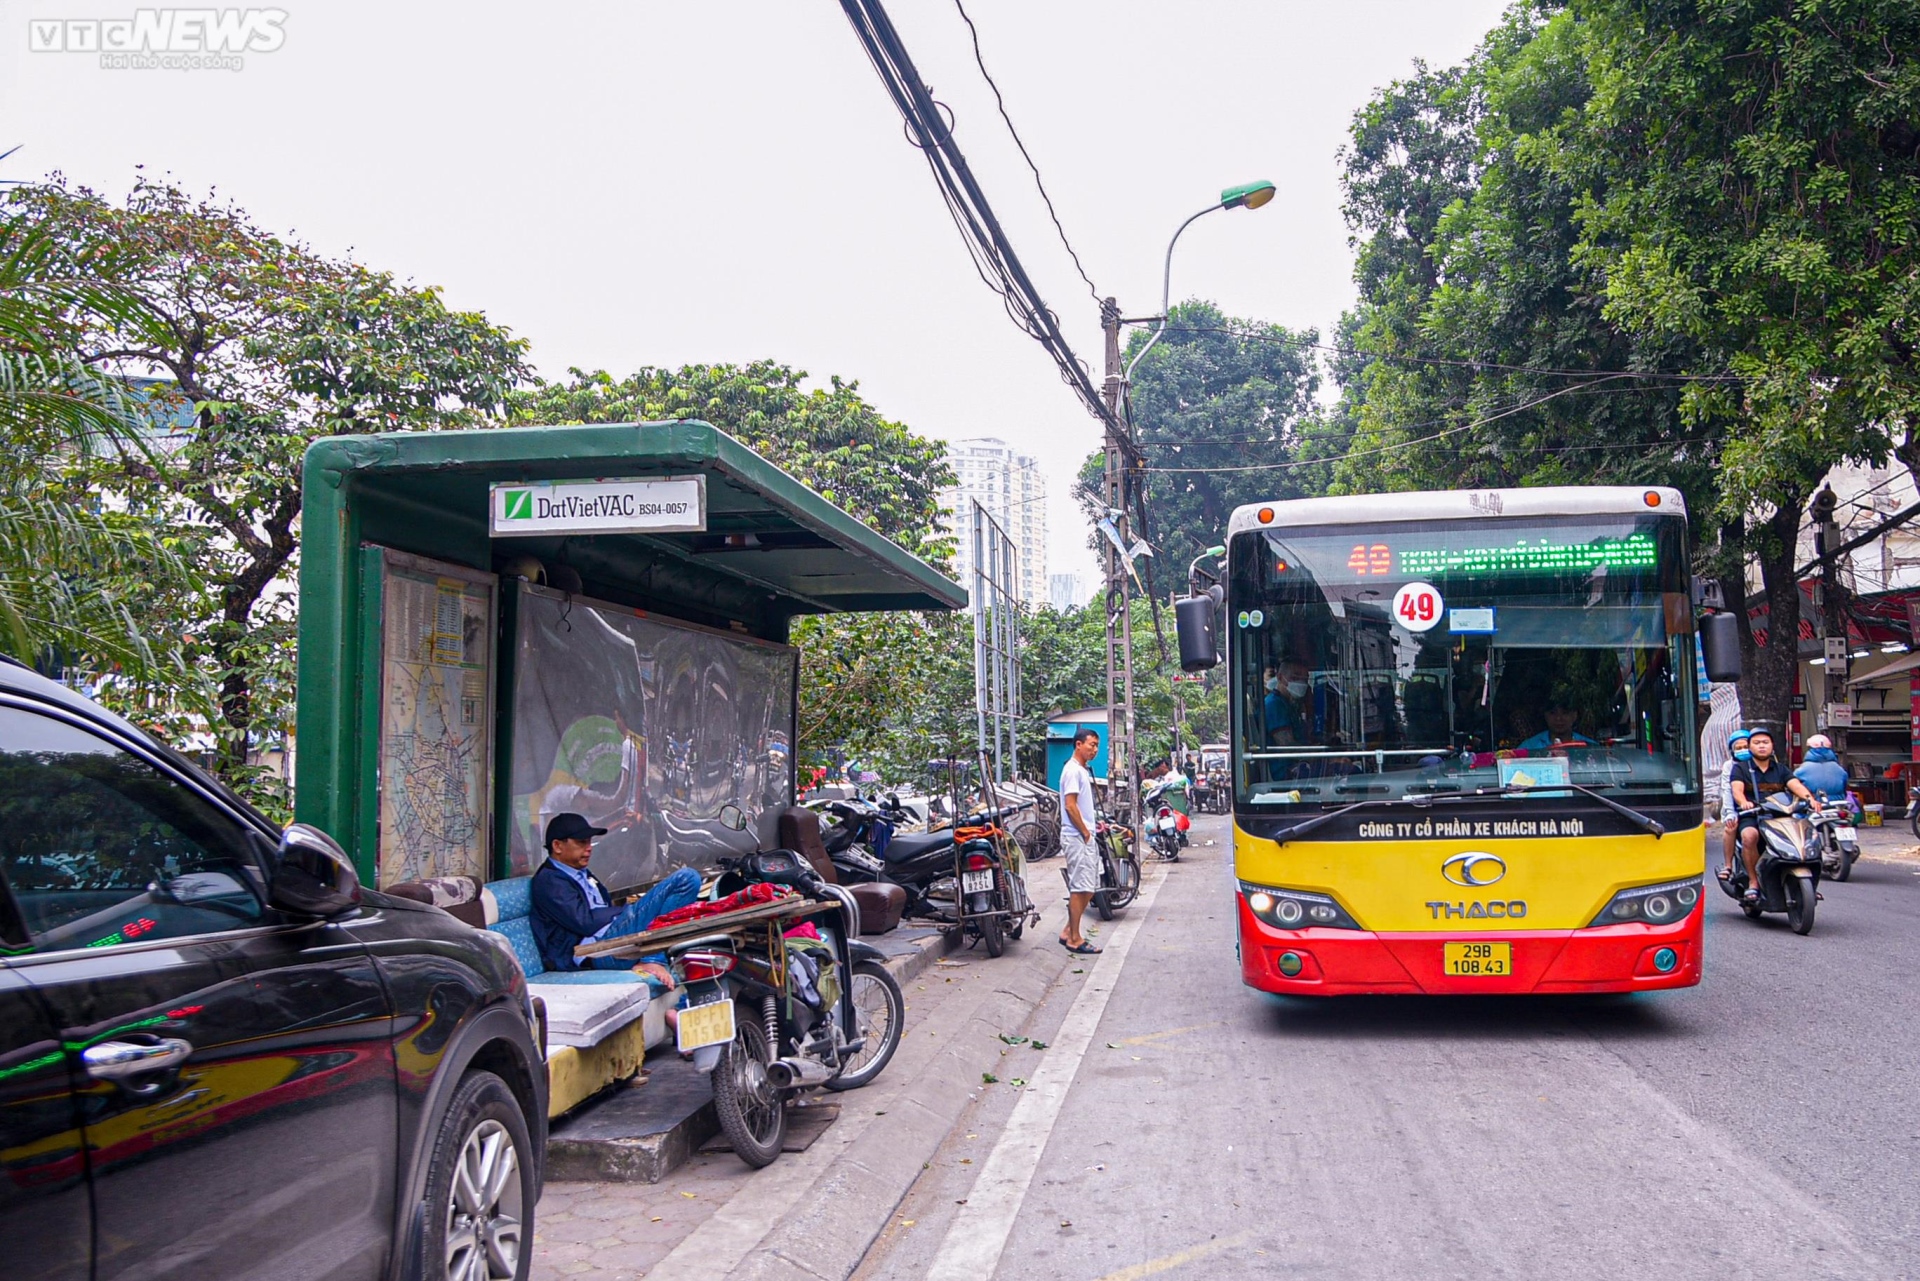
[1719,793,1824,934]
[1807,808,1859,882]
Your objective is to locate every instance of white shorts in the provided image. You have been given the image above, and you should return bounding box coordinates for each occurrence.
[1061,830,1100,894]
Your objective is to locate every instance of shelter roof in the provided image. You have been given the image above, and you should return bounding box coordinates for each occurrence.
[303,420,964,632]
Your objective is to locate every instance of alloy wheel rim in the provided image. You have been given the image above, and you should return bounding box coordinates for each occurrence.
[445,1118,523,1280]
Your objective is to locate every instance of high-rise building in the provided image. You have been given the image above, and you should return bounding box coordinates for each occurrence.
[937,438,1048,608]
[1049,572,1091,612]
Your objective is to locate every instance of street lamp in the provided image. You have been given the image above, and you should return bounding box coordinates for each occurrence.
[1125,180,1277,381]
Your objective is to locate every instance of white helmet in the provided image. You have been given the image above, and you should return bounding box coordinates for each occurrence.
[1805,733,1832,750]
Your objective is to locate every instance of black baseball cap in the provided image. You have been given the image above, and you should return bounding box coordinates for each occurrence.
[544,812,608,846]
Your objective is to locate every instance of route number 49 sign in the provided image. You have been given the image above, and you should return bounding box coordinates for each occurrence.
[1393,581,1444,632]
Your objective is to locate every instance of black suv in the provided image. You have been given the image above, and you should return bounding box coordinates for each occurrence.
[0,661,547,1281]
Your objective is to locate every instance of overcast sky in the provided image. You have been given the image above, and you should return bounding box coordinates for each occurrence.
[2,0,1508,584]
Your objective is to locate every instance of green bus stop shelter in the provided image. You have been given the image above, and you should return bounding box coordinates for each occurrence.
[294,420,963,889]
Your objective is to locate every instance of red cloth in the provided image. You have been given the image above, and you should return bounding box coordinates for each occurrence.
[783,922,821,941]
[648,881,782,928]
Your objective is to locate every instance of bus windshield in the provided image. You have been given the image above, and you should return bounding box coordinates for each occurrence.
[1229,514,1699,809]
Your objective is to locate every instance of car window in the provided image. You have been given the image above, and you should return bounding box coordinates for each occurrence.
[0,705,266,952]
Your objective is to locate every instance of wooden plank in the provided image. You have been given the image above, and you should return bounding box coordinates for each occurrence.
[573,894,836,960]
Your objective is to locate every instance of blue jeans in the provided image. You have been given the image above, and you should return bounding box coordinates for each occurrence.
[586,866,703,969]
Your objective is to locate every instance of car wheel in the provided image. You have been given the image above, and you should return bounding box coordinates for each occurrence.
[424,1070,534,1281]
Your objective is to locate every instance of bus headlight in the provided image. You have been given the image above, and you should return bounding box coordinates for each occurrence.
[1239,881,1362,931]
[1587,877,1703,928]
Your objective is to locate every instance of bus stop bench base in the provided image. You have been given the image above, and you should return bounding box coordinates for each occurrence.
[544,1052,719,1182]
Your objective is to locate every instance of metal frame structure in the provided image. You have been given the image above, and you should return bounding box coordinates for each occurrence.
[970,499,1021,782]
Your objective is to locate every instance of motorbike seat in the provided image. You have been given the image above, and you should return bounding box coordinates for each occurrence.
[882,831,952,865]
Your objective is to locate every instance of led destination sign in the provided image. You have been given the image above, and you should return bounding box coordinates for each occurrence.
[1341,532,1658,577]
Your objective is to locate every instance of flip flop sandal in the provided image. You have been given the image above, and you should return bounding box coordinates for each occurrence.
[1061,939,1102,955]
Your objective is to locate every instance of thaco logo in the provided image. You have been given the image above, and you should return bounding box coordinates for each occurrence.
[1441,851,1507,888]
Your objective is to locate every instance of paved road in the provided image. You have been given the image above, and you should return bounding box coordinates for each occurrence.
[859,813,1920,1280]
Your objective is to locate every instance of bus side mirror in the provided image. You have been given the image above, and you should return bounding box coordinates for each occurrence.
[1175,589,1221,672]
[1699,612,1742,684]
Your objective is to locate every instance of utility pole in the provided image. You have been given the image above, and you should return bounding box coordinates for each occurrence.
[1811,486,1849,760]
[1100,297,1140,847]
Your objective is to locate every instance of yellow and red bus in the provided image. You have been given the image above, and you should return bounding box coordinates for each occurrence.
[1216,487,1707,995]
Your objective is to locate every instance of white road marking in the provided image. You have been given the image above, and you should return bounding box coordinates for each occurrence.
[924,867,1169,1281]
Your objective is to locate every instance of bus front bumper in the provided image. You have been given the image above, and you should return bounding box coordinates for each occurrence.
[1236,896,1703,996]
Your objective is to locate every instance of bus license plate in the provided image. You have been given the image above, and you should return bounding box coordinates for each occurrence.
[677,999,736,1053]
[961,870,995,894]
[1443,942,1511,977]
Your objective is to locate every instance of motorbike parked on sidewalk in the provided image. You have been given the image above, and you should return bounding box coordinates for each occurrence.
[1718,793,1823,934]
[823,800,1039,955]
[1808,808,1860,882]
[671,804,906,1168]
[1090,818,1140,920]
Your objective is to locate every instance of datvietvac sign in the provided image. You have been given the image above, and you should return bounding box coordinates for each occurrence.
[489,476,707,537]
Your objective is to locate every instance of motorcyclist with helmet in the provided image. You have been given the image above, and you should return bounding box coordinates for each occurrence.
[1728,726,1820,908]
[1717,728,1752,879]
[1793,733,1851,806]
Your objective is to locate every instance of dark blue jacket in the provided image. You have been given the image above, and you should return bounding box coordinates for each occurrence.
[1793,748,1851,802]
[530,859,618,972]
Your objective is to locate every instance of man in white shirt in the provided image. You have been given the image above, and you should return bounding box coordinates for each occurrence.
[1058,728,1102,954]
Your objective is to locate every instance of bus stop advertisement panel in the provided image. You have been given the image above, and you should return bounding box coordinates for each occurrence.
[294,420,965,890]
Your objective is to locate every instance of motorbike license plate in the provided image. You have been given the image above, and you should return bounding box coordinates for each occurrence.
[676,998,736,1053]
[961,869,995,894]
[1835,826,1856,840]
[1442,942,1512,977]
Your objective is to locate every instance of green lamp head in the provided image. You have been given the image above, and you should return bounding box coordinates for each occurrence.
[1220,180,1277,211]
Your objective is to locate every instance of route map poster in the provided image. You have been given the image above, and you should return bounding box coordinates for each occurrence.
[376,551,495,887]
[506,583,796,889]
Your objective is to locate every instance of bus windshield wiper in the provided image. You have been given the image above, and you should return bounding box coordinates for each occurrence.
[1449,783,1667,837]
[1268,798,1403,845]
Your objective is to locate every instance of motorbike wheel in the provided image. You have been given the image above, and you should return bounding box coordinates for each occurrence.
[827,960,904,1092]
[1832,850,1854,882]
[1093,887,1116,921]
[1784,870,1817,935]
[977,910,1006,958]
[1740,898,1763,919]
[712,1006,785,1168]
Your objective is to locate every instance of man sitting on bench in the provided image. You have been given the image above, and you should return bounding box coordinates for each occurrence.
[530,812,702,986]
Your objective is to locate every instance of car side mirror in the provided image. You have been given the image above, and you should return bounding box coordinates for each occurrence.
[269,823,362,918]
[1175,588,1222,672]
[1699,612,1743,684]
[718,803,749,832]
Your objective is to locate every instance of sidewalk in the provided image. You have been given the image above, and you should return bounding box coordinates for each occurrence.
[529,877,1088,1280]
[1857,819,1920,863]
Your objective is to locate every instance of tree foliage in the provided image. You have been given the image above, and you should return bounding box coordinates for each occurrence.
[1075,301,1333,574]
[507,362,954,563]
[12,177,531,812]
[1334,1,1920,728]
[0,209,196,679]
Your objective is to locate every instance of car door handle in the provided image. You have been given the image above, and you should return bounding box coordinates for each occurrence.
[82,1037,194,1079]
